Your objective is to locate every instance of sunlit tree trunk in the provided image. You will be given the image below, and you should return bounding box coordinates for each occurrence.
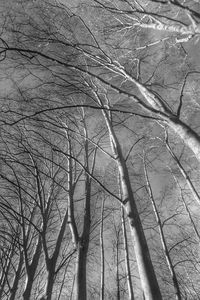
[100,196,105,300]
[73,115,96,300]
[9,250,24,300]
[23,235,42,300]
[74,239,89,300]
[121,206,134,300]
[64,119,95,300]
[44,211,69,300]
[116,230,120,300]
[92,90,162,300]
[143,159,182,300]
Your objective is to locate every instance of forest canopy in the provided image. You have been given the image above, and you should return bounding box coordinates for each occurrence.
[0,0,200,299]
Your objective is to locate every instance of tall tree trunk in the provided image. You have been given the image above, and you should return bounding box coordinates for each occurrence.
[23,235,42,300]
[93,90,162,300]
[167,118,200,163]
[73,240,89,300]
[121,206,134,300]
[116,233,120,300]
[0,243,15,299]
[44,210,69,300]
[73,135,92,300]
[66,119,93,300]
[100,196,105,300]
[45,267,55,300]
[110,129,161,299]
[144,159,182,300]
[9,250,24,300]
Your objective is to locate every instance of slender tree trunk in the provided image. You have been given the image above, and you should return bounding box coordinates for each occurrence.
[0,244,14,299]
[116,234,120,300]
[121,206,134,300]
[172,174,200,241]
[100,196,105,300]
[144,160,182,300]
[165,133,200,205]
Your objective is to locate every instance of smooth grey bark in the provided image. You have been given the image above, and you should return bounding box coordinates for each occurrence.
[73,119,94,300]
[92,90,162,300]
[121,206,135,300]
[23,235,42,300]
[73,175,91,300]
[116,229,120,300]
[144,159,182,300]
[44,211,69,300]
[65,123,94,300]
[9,250,24,300]
[73,239,89,300]
[100,196,105,300]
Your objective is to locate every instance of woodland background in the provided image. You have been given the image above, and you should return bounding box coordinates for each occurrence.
[0,0,200,299]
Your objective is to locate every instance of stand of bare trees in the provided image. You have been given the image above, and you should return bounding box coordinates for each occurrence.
[0,0,200,299]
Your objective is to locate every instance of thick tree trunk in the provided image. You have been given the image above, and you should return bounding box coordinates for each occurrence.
[116,236,120,300]
[121,206,134,300]
[23,268,36,300]
[100,197,105,300]
[23,236,42,300]
[72,124,92,300]
[43,208,69,300]
[93,90,162,300]
[73,178,91,300]
[111,135,162,299]
[9,251,24,300]
[73,239,89,300]
[110,137,162,299]
[45,268,55,300]
[123,197,162,300]
[168,118,200,163]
